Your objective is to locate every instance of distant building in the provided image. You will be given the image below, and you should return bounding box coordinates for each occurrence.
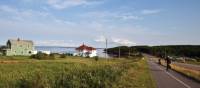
[75,44,97,57]
[2,38,34,56]
[34,50,51,55]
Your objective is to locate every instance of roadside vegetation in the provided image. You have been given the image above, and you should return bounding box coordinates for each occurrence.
[170,64,200,81]
[158,59,200,81]
[184,60,200,65]
[0,56,155,88]
[107,45,200,82]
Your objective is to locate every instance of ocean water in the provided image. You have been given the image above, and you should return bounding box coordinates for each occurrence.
[35,46,107,58]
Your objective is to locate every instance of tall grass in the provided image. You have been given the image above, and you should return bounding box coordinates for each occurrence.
[114,59,156,88]
[0,57,155,88]
[170,64,200,81]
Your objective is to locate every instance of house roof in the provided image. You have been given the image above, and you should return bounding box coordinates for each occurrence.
[76,44,96,51]
[7,39,33,45]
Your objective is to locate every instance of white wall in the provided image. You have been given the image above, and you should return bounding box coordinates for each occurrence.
[75,49,97,57]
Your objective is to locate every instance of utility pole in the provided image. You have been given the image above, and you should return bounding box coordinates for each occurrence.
[129,47,131,57]
[165,47,167,59]
[105,38,108,59]
[119,46,121,58]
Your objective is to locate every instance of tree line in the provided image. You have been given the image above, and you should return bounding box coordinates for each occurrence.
[106,45,200,59]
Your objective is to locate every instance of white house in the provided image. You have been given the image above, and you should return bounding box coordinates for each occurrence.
[75,44,97,57]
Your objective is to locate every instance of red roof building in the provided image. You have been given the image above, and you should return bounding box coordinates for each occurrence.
[75,44,97,57]
[76,44,96,51]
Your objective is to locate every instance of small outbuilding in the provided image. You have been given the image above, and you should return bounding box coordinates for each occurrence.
[75,44,97,57]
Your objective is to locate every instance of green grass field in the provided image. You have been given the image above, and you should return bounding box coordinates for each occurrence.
[0,56,155,88]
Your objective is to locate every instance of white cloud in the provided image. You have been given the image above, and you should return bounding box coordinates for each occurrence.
[35,40,78,47]
[95,36,136,46]
[0,5,51,21]
[94,35,106,42]
[0,5,18,13]
[116,15,142,20]
[0,5,77,26]
[47,0,102,10]
[111,38,136,46]
[141,9,161,15]
[83,11,142,21]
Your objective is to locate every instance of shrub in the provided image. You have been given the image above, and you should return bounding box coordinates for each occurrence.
[68,53,73,56]
[49,53,56,60]
[94,56,99,61]
[60,54,66,58]
[86,56,90,58]
[30,54,35,59]
[65,53,73,56]
[31,52,54,60]
[37,52,48,60]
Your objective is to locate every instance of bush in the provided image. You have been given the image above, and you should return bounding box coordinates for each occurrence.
[31,52,55,60]
[64,53,73,56]
[60,54,66,58]
[34,52,47,60]
[49,53,56,59]
[68,53,73,56]
[94,56,99,61]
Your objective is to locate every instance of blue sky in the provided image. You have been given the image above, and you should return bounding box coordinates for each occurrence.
[0,0,200,47]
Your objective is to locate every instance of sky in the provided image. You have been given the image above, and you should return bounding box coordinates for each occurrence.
[0,0,200,48]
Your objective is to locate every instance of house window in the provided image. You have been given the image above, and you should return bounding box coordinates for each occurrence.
[29,51,32,54]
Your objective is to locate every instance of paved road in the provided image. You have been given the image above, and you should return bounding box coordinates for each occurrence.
[144,54,200,71]
[145,55,200,88]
